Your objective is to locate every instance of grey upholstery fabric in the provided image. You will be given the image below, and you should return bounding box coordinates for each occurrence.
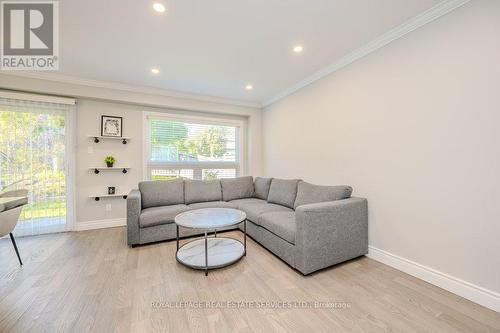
[184,180,222,204]
[294,197,368,275]
[259,211,296,244]
[237,201,292,224]
[248,220,295,267]
[127,189,141,245]
[229,198,266,209]
[254,177,272,200]
[140,223,198,244]
[188,201,236,209]
[267,178,300,209]
[220,176,254,201]
[294,181,353,209]
[139,179,184,209]
[238,218,259,238]
[139,222,237,244]
[139,204,190,228]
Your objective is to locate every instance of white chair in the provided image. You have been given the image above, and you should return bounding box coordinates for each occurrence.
[0,189,28,265]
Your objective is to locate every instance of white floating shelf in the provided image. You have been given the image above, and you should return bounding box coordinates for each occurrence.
[89,167,130,174]
[88,135,130,144]
[89,193,128,201]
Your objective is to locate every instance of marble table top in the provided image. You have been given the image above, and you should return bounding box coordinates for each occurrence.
[176,237,245,269]
[175,208,246,229]
[0,197,28,213]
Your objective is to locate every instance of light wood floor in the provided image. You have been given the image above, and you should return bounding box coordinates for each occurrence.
[0,228,499,333]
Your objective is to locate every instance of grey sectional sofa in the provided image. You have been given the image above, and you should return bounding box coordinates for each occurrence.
[127,176,368,275]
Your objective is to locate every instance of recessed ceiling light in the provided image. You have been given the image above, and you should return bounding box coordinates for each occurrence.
[153,3,166,13]
[293,45,304,53]
[245,84,253,91]
[151,68,160,74]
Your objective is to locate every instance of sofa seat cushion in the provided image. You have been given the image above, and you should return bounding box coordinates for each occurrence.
[139,204,190,228]
[229,198,266,209]
[294,181,353,209]
[221,176,254,201]
[139,179,184,209]
[259,211,296,244]
[267,178,300,209]
[184,180,222,204]
[188,201,236,209]
[237,202,292,224]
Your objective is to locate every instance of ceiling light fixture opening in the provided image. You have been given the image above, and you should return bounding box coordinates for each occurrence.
[151,68,160,74]
[245,84,254,91]
[293,45,304,53]
[153,3,166,13]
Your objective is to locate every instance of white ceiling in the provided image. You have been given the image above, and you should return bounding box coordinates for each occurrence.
[57,0,444,104]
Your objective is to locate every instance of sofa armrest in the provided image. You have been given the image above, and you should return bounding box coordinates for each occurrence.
[294,197,368,274]
[127,189,142,246]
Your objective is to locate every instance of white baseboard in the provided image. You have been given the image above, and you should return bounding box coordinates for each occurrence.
[76,218,126,231]
[367,246,500,313]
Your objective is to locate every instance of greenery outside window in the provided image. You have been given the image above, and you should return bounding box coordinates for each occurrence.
[145,114,243,181]
[0,95,75,236]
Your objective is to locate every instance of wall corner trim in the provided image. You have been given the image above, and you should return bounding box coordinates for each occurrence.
[367,246,500,313]
[262,0,471,107]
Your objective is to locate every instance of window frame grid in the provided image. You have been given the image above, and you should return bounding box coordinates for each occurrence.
[143,111,246,181]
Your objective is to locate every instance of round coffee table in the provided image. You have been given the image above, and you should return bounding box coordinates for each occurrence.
[175,208,247,276]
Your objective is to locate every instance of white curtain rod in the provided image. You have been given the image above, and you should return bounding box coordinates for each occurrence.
[0,90,76,105]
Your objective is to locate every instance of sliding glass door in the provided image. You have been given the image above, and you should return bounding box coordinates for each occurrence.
[0,97,73,236]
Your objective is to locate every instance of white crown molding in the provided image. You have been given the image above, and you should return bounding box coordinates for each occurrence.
[76,218,126,231]
[263,0,471,107]
[0,90,76,105]
[368,246,500,313]
[2,72,262,109]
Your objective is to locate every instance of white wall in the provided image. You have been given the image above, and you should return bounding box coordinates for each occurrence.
[0,74,263,227]
[263,0,500,300]
[75,100,143,224]
[75,99,253,224]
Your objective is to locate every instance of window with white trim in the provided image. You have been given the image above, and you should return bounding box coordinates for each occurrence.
[145,113,244,181]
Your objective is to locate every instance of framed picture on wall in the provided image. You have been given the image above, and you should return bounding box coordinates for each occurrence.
[101,115,123,137]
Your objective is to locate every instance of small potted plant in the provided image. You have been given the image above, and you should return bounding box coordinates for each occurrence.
[104,155,116,168]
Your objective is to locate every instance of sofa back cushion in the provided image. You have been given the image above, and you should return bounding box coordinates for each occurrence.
[267,178,300,209]
[293,181,353,209]
[221,176,254,201]
[139,179,184,209]
[184,179,222,204]
[254,177,272,200]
